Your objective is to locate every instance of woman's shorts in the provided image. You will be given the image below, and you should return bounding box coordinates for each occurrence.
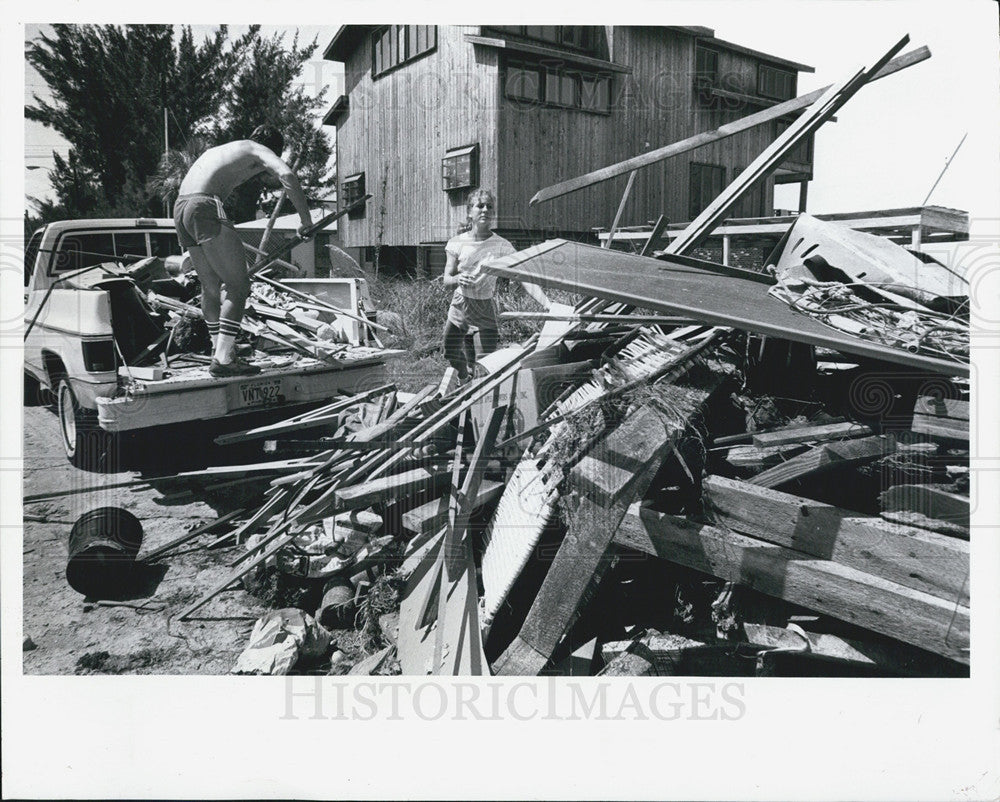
[447,292,499,332]
[174,194,233,249]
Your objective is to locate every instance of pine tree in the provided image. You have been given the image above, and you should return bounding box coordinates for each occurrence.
[24,24,333,226]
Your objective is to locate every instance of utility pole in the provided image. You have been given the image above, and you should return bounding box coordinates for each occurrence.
[922,132,967,207]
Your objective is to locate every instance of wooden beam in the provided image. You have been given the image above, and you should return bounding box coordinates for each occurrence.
[880,484,969,528]
[912,396,969,443]
[530,45,929,205]
[432,407,507,674]
[639,214,669,257]
[747,434,896,488]
[613,507,969,664]
[140,507,247,561]
[704,475,969,604]
[335,465,453,511]
[494,351,736,675]
[750,420,872,448]
[400,481,504,538]
[604,170,637,249]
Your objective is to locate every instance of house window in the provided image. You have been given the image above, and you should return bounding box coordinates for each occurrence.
[775,120,814,163]
[372,25,437,78]
[342,173,366,218]
[442,144,479,192]
[694,45,719,91]
[580,73,611,111]
[503,57,611,114]
[689,162,727,220]
[758,64,796,100]
[506,62,542,102]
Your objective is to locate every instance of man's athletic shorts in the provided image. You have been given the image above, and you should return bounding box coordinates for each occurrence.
[174,194,233,249]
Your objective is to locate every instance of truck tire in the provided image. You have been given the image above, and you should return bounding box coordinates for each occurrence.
[57,379,107,470]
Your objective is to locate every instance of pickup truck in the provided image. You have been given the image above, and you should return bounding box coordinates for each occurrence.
[24,218,396,468]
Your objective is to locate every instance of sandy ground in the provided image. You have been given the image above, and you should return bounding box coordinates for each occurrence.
[21,402,302,675]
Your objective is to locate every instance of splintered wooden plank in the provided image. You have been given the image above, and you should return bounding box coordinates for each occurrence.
[493,356,732,675]
[400,481,504,538]
[335,465,453,510]
[493,402,684,675]
[573,404,682,507]
[747,434,896,488]
[703,475,969,604]
[432,407,507,674]
[491,350,737,675]
[140,507,247,561]
[751,421,872,449]
[613,507,969,664]
[493,454,668,677]
[398,531,445,675]
[912,396,969,443]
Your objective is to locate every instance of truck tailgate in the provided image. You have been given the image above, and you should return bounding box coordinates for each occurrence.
[96,348,401,432]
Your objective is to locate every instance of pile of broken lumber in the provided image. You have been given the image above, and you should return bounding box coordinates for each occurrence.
[130,31,970,678]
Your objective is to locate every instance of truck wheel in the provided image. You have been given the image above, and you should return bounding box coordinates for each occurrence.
[57,379,106,469]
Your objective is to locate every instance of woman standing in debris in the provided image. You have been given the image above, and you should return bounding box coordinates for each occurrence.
[441,188,547,382]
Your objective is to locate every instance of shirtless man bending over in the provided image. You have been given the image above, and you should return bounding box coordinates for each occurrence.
[175,125,312,377]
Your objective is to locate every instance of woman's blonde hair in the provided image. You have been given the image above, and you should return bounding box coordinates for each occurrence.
[458,188,495,234]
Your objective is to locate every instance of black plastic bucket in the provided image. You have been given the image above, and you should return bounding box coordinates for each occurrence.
[66,507,144,597]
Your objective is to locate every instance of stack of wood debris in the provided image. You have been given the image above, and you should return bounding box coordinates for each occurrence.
[146,274,387,368]
[140,287,968,677]
[137,32,969,677]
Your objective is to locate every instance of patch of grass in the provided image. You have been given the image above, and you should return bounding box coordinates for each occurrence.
[366,276,579,393]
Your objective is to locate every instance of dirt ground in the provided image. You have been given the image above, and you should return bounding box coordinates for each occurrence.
[21,401,348,675]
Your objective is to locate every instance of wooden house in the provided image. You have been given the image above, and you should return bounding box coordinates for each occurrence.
[323,25,815,272]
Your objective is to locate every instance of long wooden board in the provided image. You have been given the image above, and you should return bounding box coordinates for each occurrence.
[747,435,896,488]
[703,476,969,604]
[529,47,930,205]
[665,36,909,255]
[493,351,736,675]
[613,507,969,664]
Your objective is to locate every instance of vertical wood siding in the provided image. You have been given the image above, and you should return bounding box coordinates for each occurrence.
[336,26,809,248]
[336,26,499,248]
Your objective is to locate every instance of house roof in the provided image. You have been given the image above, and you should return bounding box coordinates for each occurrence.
[325,25,814,73]
[663,26,815,72]
[324,25,375,62]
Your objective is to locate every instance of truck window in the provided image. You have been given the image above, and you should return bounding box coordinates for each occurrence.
[53,232,115,273]
[114,232,148,261]
[150,232,182,258]
[24,230,42,286]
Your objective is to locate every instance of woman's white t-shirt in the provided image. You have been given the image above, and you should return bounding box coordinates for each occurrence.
[445,232,515,300]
